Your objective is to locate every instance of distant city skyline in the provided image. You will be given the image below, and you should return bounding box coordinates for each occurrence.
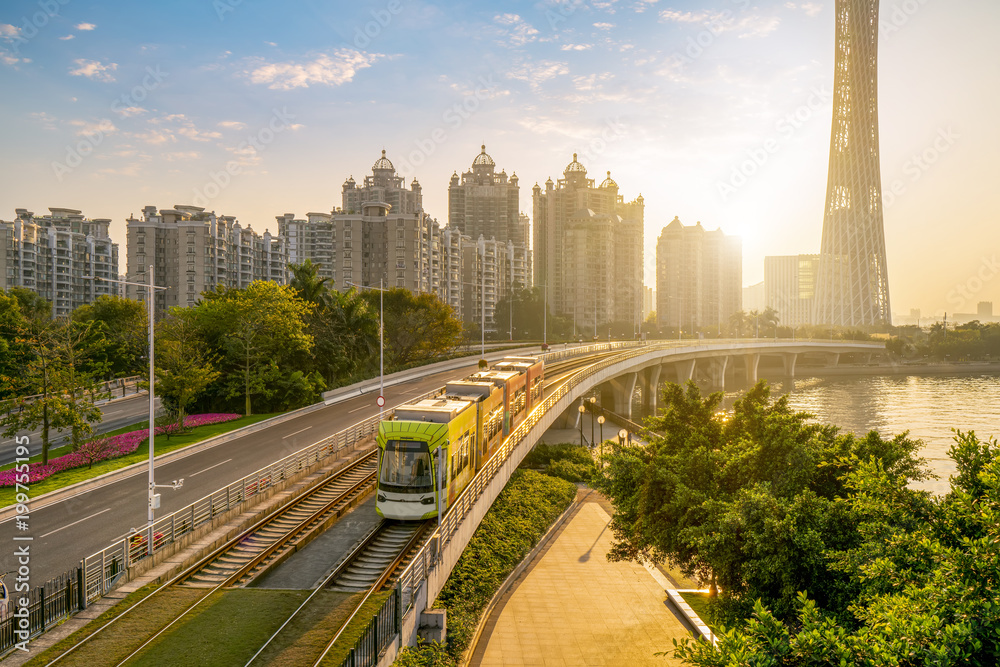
[1,0,996,318]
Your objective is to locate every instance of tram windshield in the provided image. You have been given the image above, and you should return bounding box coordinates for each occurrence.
[380,439,433,492]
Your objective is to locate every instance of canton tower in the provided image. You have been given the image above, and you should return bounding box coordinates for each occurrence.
[813,0,892,327]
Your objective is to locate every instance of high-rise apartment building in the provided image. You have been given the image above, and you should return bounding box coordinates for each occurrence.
[814,0,891,326]
[332,151,441,295]
[448,145,527,248]
[125,205,286,317]
[1,208,119,317]
[532,155,644,333]
[277,212,335,284]
[764,254,821,327]
[656,217,741,334]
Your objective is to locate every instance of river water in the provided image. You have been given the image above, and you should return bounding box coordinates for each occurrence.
[637,372,1000,496]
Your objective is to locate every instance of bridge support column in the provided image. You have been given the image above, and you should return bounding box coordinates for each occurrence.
[675,359,696,384]
[641,365,662,413]
[782,352,798,377]
[610,373,638,419]
[744,353,760,384]
[825,353,840,367]
[707,357,728,390]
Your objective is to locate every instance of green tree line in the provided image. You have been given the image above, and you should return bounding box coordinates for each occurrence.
[595,381,1000,665]
[1,261,466,462]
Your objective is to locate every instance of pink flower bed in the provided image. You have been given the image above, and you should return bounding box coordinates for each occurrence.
[0,413,241,487]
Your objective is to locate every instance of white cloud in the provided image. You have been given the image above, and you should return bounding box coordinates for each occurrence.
[178,125,221,142]
[133,129,175,145]
[507,60,570,92]
[494,13,539,47]
[114,106,147,117]
[0,24,19,38]
[163,151,201,161]
[561,43,593,51]
[29,111,57,130]
[75,23,97,31]
[245,49,382,90]
[785,2,823,17]
[68,118,117,137]
[593,22,615,30]
[59,35,75,40]
[659,9,780,38]
[69,59,118,82]
[218,120,247,130]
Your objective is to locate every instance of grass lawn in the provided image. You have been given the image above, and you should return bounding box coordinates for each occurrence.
[679,591,716,632]
[22,586,211,667]
[0,413,276,509]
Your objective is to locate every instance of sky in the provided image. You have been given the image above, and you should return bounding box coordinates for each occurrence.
[1,0,997,320]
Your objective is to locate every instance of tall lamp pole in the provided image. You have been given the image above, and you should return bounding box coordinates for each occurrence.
[88,266,181,555]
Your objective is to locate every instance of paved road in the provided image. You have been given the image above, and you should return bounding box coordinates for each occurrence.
[2,392,161,466]
[0,359,500,587]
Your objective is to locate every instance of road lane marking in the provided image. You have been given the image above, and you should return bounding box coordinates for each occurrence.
[347,405,370,413]
[282,426,312,439]
[39,508,112,539]
[190,458,234,477]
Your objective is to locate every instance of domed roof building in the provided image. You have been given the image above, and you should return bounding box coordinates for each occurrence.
[448,143,528,249]
[533,153,645,334]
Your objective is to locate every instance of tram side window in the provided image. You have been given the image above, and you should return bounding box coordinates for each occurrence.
[380,440,433,491]
[513,388,526,416]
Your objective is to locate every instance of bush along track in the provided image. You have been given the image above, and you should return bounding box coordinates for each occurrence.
[392,468,577,667]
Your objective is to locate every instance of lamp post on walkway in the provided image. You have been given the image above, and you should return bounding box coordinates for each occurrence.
[578,404,586,447]
[598,414,605,451]
[618,428,628,447]
[87,266,181,555]
[588,397,596,448]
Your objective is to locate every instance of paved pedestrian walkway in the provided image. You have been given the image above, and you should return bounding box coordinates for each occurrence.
[471,489,691,667]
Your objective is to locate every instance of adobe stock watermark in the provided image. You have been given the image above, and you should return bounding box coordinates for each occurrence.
[880,0,931,39]
[882,127,958,209]
[717,85,831,202]
[946,255,1000,311]
[396,75,499,176]
[51,65,170,182]
[575,116,628,166]
[192,107,297,207]
[353,0,403,49]
[5,0,71,54]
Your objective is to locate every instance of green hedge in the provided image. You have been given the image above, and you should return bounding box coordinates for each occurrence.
[520,442,596,483]
[393,469,576,666]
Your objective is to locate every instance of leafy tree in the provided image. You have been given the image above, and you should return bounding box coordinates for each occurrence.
[494,286,547,340]
[361,288,463,368]
[0,291,32,399]
[192,281,314,415]
[593,380,927,624]
[288,259,332,306]
[53,319,109,449]
[154,338,220,431]
[77,435,115,469]
[675,430,1000,666]
[72,295,147,378]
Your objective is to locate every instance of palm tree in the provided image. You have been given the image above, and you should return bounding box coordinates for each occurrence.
[288,260,331,306]
[729,310,748,338]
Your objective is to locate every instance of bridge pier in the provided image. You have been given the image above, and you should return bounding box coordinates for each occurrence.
[782,352,798,377]
[674,359,696,384]
[707,357,728,390]
[824,352,840,367]
[641,365,662,413]
[609,373,638,418]
[744,353,760,384]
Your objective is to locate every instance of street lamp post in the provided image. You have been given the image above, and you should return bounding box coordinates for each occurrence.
[588,397,596,447]
[578,404,586,447]
[347,280,386,418]
[88,266,181,555]
[597,415,605,458]
[618,428,628,447]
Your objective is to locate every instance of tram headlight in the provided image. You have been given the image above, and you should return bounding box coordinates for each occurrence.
[378,493,387,502]
[421,496,435,505]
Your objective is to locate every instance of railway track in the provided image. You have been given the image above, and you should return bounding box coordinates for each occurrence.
[177,454,377,589]
[44,449,380,666]
[246,519,433,666]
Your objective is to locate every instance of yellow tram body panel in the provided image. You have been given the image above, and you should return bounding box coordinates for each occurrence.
[376,397,478,521]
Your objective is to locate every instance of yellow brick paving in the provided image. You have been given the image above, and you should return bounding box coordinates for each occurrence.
[474,493,689,666]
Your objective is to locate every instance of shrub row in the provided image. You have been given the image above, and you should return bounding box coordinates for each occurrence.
[393,469,577,666]
[0,413,240,487]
